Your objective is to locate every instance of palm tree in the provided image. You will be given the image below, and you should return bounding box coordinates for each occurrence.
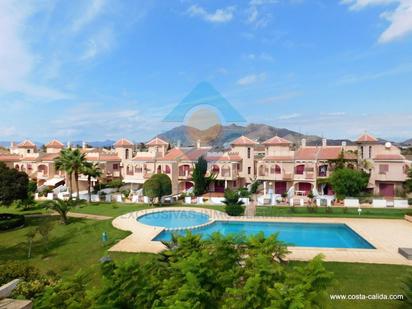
[81,162,102,203]
[70,148,87,200]
[55,148,75,197]
[55,148,87,200]
[41,199,80,224]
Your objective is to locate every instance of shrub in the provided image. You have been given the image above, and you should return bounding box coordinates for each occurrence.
[250,181,260,194]
[107,179,123,189]
[223,189,245,216]
[325,207,333,214]
[225,204,245,216]
[238,187,251,198]
[39,188,52,197]
[408,198,412,206]
[0,262,56,299]
[0,213,25,231]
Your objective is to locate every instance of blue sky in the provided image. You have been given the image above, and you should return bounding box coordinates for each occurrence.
[1,0,412,143]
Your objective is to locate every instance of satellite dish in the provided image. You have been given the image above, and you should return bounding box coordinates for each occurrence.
[385,142,391,149]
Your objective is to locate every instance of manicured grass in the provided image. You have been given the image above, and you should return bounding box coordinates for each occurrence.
[0,215,153,281]
[71,202,225,217]
[256,206,411,219]
[289,261,411,309]
[0,204,49,215]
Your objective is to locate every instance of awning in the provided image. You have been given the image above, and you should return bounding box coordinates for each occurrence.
[45,177,65,186]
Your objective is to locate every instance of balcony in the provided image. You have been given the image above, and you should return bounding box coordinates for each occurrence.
[37,172,48,179]
[178,170,192,179]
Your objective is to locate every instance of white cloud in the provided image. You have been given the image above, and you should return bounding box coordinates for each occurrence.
[342,0,412,43]
[0,1,68,100]
[80,27,115,61]
[278,113,301,120]
[187,5,235,23]
[237,73,267,86]
[72,0,106,32]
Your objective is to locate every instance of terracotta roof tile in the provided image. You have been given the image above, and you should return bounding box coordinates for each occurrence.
[45,139,64,148]
[114,138,133,147]
[262,136,291,146]
[146,137,169,146]
[0,155,20,162]
[356,133,378,143]
[230,136,258,146]
[17,140,36,148]
[317,147,357,160]
[263,155,294,161]
[294,147,319,160]
[374,154,405,161]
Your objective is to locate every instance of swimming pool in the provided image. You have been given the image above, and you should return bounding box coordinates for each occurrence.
[154,221,374,249]
[137,210,210,229]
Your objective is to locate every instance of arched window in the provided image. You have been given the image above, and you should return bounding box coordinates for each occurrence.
[157,165,162,174]
[270,164,281,174]
[125,149,130,160]
[126,165,133,175]
[211,165,220,174]
[295,164,305,175]
[164,165,171,174]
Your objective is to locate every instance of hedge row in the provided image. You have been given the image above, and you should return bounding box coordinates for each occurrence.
[0,213,25,231]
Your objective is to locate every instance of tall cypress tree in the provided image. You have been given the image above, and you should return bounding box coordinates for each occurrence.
[192,156,208,196]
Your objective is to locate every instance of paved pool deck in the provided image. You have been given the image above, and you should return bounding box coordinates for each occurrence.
[109,207,412,266]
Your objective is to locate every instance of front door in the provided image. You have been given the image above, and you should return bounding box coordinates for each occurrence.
[379,183,395,197]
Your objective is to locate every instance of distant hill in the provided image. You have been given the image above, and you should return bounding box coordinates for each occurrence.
[402,138,412,146]
[159,124,354,147]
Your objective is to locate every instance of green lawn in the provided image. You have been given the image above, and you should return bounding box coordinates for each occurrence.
[256,206,411,219]
[290,261,411,309]
[0,215,153,282]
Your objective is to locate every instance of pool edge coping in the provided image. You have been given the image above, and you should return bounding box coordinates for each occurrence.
[109,207,412,266]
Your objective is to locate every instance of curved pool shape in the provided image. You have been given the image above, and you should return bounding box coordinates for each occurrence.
[154,221,374,249]
[138,211,210,229]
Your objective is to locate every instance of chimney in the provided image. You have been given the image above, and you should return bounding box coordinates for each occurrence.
[67,141,71,148]
[177,140,181,148]
[322,138,327,147]
[10,141,16,148]
[197,139,201,149]
[82,141,86,149]
[301,138,306,147]
[341,141,347,147]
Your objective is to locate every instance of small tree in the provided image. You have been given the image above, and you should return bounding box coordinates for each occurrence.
[143,174,172,206]
[41,199,80,224]
[81,162,102,203]
[0,162,30,206]
[405,168,412,194]
[223,189,245,216]
[329,168,369,200]
[192,156,208,196]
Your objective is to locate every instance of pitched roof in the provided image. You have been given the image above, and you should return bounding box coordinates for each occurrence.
[146,137,169,146]
[262,136,291,146]
[17,140,36,148]
[114,138,133,147]
[373,154,405,161]
[317,147,357,160]
[45,139,64,148]
[40,153,60,161]
[356,133,378,143]
[294,147,319,160]
[230,136,258,146]
[0,154,20,162]
[86,153,121,162]
[263,155,294,161]
[206,152,242,162]
[158,147,210,162]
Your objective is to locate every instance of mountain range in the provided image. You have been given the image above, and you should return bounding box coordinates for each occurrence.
[1,124,411,149]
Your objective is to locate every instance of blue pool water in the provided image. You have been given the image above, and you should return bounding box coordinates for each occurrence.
[138,211,210,229]
[154,221,374,249]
